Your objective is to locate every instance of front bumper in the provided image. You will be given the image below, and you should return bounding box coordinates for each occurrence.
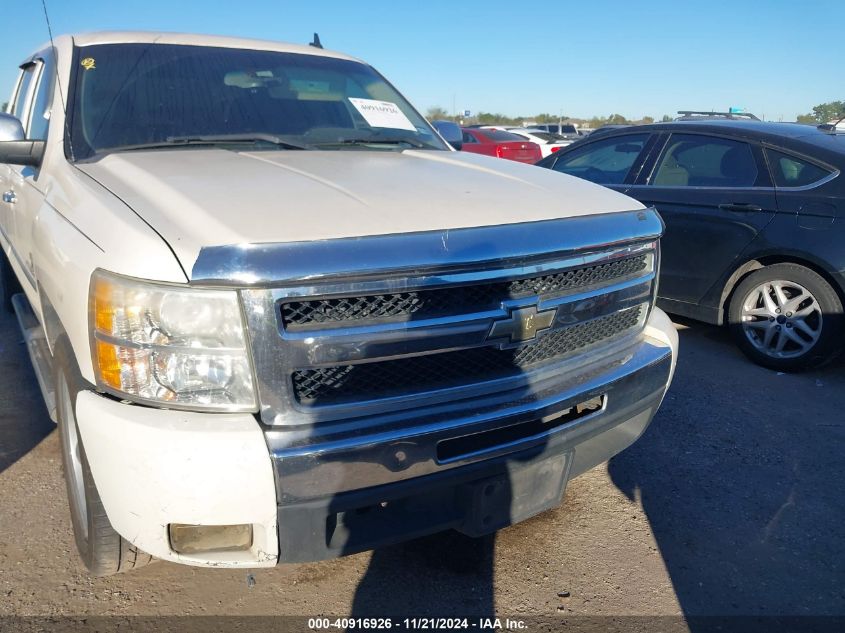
[75,395,280,568]
[75,309,677,567]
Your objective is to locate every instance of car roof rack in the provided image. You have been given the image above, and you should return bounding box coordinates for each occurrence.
[675,110,761,121]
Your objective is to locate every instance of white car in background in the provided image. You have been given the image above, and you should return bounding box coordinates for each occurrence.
[513,128,575,157]
[482,126,574,158]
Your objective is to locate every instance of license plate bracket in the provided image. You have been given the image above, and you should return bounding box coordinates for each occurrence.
[460,451,573,536]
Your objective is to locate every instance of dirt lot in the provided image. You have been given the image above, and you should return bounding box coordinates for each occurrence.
[1,305,843,630]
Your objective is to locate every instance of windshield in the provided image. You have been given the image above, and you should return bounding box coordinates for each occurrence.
[68,43,447,159]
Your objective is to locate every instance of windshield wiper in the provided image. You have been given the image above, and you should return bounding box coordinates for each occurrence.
[166,133,310,149]
[313,137,429,149]
[103,134,310,153]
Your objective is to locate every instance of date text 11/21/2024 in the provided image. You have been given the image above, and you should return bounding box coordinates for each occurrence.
[308,617,528,630]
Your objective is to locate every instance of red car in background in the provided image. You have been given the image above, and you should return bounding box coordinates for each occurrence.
[460,128,542,164]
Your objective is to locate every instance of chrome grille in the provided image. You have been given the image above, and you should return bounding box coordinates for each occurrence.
[232,210,664,427]
[292,306,643,405]
[280,254,648,329]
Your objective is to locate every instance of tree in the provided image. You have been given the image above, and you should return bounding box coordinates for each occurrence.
[474,111,521,125]
[532,113,565,123]
[425,106,452,121]
[641,116,654,124]
[1,102,7,112]
[584,113,631,128]
[661,114,672,122]
[797,100,845,124]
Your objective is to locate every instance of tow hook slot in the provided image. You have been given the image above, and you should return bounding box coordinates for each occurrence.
[436,395,605,462]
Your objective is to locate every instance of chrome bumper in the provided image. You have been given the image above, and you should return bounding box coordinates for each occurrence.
[269,318,674,562]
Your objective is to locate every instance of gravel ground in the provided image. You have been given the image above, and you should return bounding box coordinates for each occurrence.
[0,305,843,630]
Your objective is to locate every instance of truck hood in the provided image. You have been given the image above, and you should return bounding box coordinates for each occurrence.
[77,148,645,275]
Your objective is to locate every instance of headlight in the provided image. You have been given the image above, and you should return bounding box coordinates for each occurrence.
[89,270,256,411]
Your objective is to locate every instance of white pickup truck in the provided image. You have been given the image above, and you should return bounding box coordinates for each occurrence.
[0,32,677,575]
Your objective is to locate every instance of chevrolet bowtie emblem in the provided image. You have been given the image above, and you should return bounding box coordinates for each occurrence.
[488,305,556,343]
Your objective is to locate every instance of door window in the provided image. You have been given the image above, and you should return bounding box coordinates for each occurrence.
[12,65,37,123]
[765,148,832,188]
[651,134,758,187]
[27,58,54,141]
[551,134,650,185]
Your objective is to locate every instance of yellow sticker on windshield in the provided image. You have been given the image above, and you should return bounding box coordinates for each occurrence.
[81,57,96,71]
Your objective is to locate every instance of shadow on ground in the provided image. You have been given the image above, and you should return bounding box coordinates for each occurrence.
[0,307,54,475]
[350,532,497,616]
[608,318,845,623]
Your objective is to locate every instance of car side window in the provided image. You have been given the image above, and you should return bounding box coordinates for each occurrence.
[765,148,832,188]
[462,131,478,143]
[651,134,758,187]
[551,133,650,185]
[12,65,37,123]
[27,57,54,141]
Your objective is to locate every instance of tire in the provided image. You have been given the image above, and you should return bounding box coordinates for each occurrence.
[0,250,22,313]
[727,263,844,371]
[55,344,154,575]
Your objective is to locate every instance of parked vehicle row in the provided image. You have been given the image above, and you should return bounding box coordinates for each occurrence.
[527,123,583,140]
[479,126,573,157]
[537,117,845,371]
[507,128,572,156]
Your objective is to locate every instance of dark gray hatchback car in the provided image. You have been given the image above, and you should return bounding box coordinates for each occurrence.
[538,119,845,371]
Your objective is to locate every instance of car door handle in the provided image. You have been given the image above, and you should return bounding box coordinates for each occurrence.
[718,203,762,212]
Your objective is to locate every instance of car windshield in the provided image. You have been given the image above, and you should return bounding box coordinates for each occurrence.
[68,43,447,159]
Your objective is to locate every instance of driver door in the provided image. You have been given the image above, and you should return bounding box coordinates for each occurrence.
[1,64,39,286]
[4,55,53,305]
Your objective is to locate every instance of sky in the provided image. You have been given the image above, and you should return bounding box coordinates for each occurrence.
[1,0,842,122]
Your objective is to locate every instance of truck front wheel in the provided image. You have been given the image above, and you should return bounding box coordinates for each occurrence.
[55,350,154,576]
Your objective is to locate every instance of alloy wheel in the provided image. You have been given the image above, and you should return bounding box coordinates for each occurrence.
[740,280,822,359]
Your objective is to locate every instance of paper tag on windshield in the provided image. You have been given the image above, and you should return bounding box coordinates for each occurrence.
[348,98,416,131]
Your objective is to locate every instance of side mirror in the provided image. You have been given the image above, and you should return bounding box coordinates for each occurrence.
[0,112,25,142]
[0,113,45,167]
[432,120,463,151]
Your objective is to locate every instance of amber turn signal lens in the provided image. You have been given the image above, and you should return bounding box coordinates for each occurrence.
[95,341,121,389]
[92,277,116,333]
[92,276,121,389]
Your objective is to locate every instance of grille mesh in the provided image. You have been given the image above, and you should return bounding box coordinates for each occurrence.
[292,306,642,405]
[281,254,647,329]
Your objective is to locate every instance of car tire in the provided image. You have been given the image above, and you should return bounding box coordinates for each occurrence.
[55,344,154,576]
[727,263,844,371]
[1,250,22,313]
